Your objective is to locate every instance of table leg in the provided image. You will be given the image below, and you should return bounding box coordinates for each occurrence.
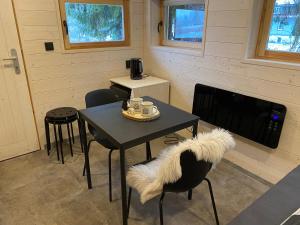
[119,146,128,225]
[192,121,198,138]
[146,141,152,160]
[79,116,92,189]
[189,120,199,198]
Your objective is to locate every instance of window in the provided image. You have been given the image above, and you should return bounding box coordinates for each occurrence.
[160,0,207,49]
[59,0,130,50]
[256,0,300,62]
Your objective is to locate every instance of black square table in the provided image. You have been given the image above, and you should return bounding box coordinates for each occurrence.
[78,97,199,225]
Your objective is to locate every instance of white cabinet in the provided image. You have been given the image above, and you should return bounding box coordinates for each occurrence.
[110,76,170,103]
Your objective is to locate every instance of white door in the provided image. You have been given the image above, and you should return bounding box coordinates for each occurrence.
[0,0,39,161]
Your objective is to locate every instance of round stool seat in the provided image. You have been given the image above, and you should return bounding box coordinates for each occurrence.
[46,107,78,124]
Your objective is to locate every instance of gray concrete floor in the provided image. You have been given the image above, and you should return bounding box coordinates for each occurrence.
[0,137,271,225]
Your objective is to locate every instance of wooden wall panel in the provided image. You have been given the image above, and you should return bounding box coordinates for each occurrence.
[22,26,60,41]
[208,0,250,11]
[207,10,249,27]
[205,42,245,59]
[13,0,144,146]
[18,11,58,26]
[16,0,56,11]
[206,27,248,43]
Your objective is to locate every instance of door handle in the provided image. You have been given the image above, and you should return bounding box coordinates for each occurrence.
[2,49,21,74]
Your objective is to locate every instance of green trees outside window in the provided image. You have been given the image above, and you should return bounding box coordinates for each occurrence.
[65,2,125,43]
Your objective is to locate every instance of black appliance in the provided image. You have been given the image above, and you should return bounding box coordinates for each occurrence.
[126,58,143,80]
[192,83,287,149]
[110,84,131,100]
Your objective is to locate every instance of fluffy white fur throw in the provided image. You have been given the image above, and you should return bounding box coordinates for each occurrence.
[126,129,235,204]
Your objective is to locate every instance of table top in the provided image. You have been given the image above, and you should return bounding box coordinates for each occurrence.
[79,97,199,149]
[228,165,300,225]
[110,76,169,89]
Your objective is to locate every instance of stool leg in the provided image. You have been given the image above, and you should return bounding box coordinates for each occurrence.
[70,122,75,144]
[67,123,73,157]
[58,125,64,164]
[44,118,50,155]
[77,119,84,153]
[53,124,60,161]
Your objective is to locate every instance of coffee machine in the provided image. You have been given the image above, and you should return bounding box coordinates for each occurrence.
[126,58,143,80]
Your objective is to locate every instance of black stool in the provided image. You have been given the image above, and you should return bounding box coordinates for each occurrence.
[44,107,83,164]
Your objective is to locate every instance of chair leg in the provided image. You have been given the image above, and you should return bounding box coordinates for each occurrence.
[204,178,220,225]
[127,187,132,218]
[67,123,73,157]
[108,149,115,202]
[82,139,94,176]
[58,125,64,164]
[146,141,152,160]
[53,124,60,161]
[159,192,165,225]
[71,122,75,144]
[188,189,193,200]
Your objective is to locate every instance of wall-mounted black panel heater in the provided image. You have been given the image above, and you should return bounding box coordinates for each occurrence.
[192,83,287,148]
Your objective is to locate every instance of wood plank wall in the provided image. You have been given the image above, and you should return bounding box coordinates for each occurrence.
[13,0,144,146]
[144,0,300,183]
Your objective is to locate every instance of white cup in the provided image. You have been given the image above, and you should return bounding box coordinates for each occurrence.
[141,101,158,116]
[129,97,143,112]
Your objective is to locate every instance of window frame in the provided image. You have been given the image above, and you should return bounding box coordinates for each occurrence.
[159,0,208,49]
[58,0,130,50]
[256,0,300,62]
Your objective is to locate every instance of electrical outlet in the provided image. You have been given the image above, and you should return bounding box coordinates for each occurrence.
[44,42,54,51]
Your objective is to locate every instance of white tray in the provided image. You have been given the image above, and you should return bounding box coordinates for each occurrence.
[122,109,160,121]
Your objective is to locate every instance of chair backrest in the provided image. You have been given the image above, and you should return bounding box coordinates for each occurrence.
[85,89,120,108]
[163,150,212,193]
[85,89,120,135]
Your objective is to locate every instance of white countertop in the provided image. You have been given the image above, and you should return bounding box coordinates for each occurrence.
[110,76,169,89]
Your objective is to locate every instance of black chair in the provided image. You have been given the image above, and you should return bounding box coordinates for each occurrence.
[82,89,152,202]
[127,150,219,225]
